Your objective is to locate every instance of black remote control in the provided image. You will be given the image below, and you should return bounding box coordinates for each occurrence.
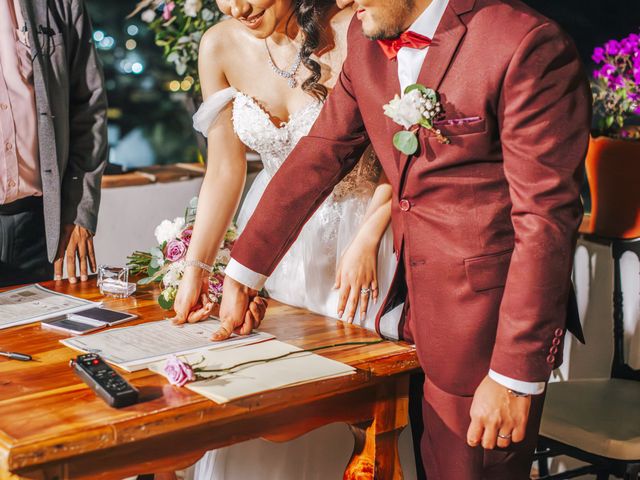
[70,353,139,408]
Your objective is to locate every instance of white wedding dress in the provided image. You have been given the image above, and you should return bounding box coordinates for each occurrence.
[191,87,415,480]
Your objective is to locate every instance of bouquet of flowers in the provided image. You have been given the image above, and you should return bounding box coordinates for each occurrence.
[591,31,640,139]
[127,197,238,310]
[129,0,223,89]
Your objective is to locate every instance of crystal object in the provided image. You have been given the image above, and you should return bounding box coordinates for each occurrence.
[97,265,136,298]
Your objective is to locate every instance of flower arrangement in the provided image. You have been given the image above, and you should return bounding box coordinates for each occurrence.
[383,83,450,155]
[127,197,238,310]
[129,0,223,90]
[591,31,640,139]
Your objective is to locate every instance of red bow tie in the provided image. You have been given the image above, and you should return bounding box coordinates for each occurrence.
[377,31,432,60]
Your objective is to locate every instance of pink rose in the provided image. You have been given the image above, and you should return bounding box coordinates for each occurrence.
[162,1,175,21]
[164,355,195,387]
[181,228,193,247]
[165,239,186,262]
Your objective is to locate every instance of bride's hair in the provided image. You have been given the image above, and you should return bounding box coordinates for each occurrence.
[292,0,335,101]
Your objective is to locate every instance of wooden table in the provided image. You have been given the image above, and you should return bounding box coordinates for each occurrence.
[0,280,419,480]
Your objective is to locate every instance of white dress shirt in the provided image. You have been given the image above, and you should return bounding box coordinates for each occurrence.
[225,0,546,395]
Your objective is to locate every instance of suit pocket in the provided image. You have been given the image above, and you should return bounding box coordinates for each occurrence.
[464,249,512,292]
[437,118,486,137]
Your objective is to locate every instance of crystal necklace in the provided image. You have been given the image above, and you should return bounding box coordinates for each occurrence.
[265,38,302,88]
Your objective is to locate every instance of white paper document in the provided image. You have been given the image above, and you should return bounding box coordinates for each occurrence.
[149,340,356,403]
[0,284,98,330]
[61,318,274,371]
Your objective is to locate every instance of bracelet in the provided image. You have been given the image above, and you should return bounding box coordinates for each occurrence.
[184,259,214,273]
[507,389,531,398]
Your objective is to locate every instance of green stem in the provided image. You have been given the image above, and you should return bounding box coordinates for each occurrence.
[194,340,384,377]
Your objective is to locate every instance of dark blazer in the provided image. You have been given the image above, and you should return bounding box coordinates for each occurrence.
[18,0,108,261]
[231,0,591,396]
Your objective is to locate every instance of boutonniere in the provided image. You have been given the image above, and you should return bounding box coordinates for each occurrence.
[383,83,451,155]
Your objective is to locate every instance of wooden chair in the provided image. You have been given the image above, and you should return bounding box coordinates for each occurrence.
[535,236,640,480]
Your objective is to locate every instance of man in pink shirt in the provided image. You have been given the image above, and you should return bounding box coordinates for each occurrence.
[0,0,107,287]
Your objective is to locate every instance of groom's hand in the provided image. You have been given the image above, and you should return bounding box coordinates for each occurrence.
[466,375,532,450]
[212,276,262,341]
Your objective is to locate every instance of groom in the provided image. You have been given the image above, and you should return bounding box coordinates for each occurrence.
[216,0,591,477]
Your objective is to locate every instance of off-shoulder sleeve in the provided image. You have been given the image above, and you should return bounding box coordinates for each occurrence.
[192,86,238,137]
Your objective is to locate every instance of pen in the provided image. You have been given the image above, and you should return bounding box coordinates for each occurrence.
[0,351,33,361]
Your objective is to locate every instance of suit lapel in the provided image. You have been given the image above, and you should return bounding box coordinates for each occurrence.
[398,3,468,180]
[379,54,403,172]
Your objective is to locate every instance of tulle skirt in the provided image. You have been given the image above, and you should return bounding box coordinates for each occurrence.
[237,169,400,338]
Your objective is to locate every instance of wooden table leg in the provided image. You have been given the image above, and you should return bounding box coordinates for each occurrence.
[344,375,410,479]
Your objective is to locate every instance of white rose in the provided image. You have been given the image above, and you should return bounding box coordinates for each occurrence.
[162,260,185,288]
[184,0,202,17]
[141,9,156,23]
[154,216,186,244]
[383,90,424,129]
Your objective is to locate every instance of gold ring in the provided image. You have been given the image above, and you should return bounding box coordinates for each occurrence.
[497,433,512,440]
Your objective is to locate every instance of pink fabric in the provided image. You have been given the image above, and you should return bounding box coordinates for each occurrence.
[0,0,41,205]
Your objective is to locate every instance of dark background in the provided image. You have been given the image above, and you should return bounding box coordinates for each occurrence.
[87,0,640,168]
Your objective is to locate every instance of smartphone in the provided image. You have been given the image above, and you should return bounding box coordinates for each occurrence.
[42,308,138,335]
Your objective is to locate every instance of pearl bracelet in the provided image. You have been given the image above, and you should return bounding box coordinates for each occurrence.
[184,259,214,273]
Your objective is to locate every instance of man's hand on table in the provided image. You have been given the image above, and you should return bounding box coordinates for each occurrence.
[54,224,97,283]
[213,275,266,340]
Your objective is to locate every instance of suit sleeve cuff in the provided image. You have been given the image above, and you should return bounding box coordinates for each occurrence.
[488,370,546,395]
[224,259,267,291]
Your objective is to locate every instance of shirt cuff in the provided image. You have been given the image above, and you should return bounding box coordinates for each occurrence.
[224,259,267,291]
[488,370,546,395]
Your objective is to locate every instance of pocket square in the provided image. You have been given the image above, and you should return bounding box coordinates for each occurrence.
[434,116,483,127]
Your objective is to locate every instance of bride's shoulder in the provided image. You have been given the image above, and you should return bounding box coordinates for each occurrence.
[199,19,246,61]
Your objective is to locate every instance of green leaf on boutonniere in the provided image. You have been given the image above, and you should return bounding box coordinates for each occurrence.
[404,83,429,96]
[393,130,419,155]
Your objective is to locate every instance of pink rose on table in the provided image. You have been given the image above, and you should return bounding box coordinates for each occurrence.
[165,239,186,262]
[164,355,195,387]
[181,228,193,247]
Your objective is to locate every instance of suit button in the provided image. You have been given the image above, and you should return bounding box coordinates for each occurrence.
[550,345,558,355]
[399,199,411,211]
[552,337,561,346]
[546,354,555,364]
[554,328,563,337]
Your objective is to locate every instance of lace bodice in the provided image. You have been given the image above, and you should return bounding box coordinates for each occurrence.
[193,88,381,200]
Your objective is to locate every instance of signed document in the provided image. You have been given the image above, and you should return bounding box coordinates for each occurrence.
[0,284,98,330]
[149,340,356,403]
[61,319,274,371]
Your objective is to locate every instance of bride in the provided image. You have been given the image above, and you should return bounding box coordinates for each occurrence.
[171,0,415,477]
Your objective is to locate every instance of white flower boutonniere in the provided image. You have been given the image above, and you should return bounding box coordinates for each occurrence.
[383,83,450,155]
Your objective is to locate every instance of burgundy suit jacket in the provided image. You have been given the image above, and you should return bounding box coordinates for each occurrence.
[231,0,591,395]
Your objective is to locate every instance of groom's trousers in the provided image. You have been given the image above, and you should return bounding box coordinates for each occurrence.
[399,261,547,479]
[418,376,546,480]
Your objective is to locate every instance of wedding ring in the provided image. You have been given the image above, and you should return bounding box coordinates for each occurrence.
[497,433,512,440]
[360,287,371,296]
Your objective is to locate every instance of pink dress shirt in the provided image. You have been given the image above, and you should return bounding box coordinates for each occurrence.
[0,0,41,205]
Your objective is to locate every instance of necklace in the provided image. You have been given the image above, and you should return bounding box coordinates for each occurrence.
[264,39,302,88]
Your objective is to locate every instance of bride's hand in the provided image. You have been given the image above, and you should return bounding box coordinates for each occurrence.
[172,268,214,325]
[335,237,379,323]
